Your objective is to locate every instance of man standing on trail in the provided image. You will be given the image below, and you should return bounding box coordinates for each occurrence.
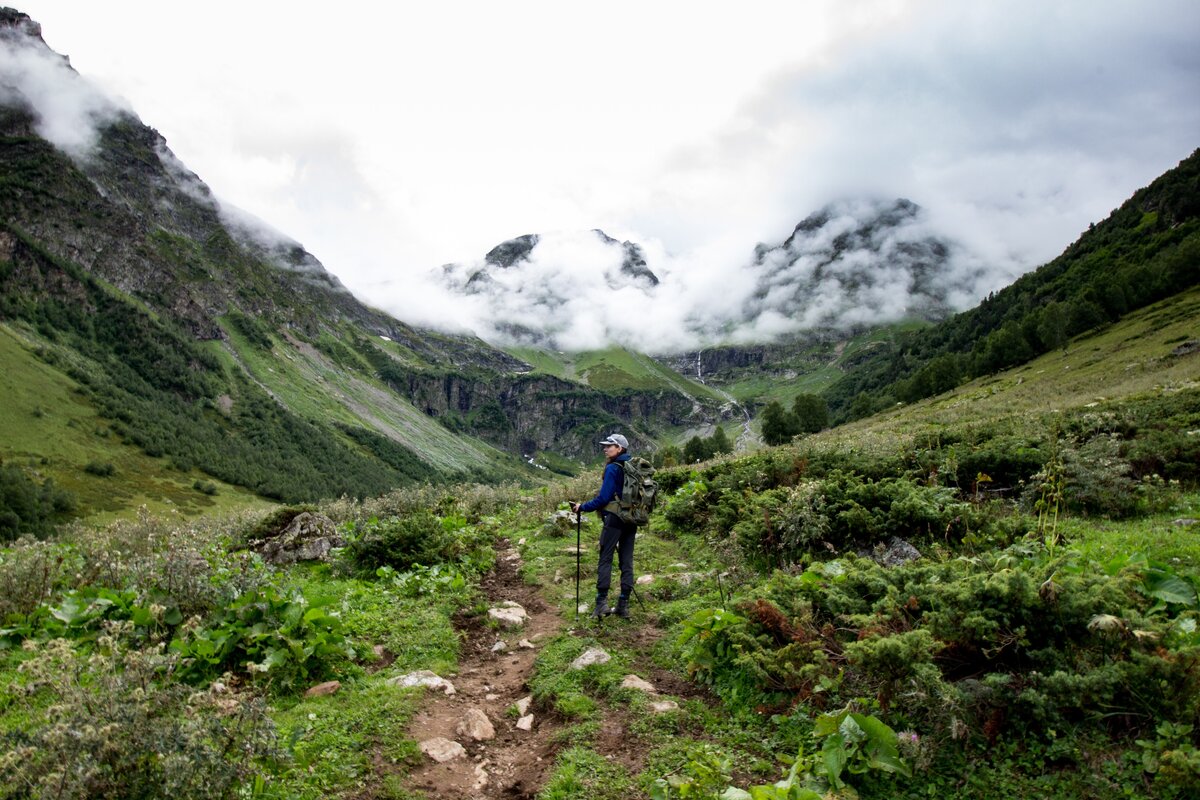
[570,433,637,620]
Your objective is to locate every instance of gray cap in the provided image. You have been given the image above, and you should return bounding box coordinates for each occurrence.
[599,433,629,450]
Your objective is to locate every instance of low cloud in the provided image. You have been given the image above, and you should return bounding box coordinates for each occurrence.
[0,16,127,157]
[393,198,995,353]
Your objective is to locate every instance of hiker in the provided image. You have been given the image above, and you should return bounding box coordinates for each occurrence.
[570,433,638,619]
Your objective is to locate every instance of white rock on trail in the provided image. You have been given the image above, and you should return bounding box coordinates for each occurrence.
[636,574,654,585]
[491,640,508,653]
[420,737,466,762]
[488,601,528,628]
[516,695,532,715]
[456,708,496,741]
[389,670,457,695]
[518,639,536,649]
[650,700,680,714]
[571,647,611,670]
[516,714,534,731]
[621,675,657,693]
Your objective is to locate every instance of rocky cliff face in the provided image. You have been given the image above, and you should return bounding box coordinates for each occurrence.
[396,371,699,457]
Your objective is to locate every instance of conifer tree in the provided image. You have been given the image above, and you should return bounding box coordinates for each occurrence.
[791,394,829,434]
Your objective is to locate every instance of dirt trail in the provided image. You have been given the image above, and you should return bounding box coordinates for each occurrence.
[398,537,696,799]
[401,540,565,799]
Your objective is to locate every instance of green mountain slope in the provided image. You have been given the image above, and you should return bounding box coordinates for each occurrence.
[823,148,1200,418]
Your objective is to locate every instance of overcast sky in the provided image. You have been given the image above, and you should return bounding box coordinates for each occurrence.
[10,0,1200,347]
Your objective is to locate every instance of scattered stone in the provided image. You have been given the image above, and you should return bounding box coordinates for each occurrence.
[516,695,532,715]
[672,572,707,586]
[516,714,534,731]
[571,647,611,670]
[553,569,563,584]
[650,700,680,714]
[517,537,527,546]
[563,545,585,555]
[372,644,386,659]
[388,670,457,695]
[491,640,508,653]
[456,708,496,741]
[252,512,344,565]
[1173,518,1199,527]
[473,760,490,791]
[485,693,500,701]
[669,563,689,569]
[503,551,522,562]
[636,574,654,585]
[518,639,536,649]
[304,680,341,698]
[621,675,657,693]
[420,737,466,762]
[488,601,528,628]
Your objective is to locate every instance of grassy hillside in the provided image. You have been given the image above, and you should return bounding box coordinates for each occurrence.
[505,345,726,402]
[811,284,1200,458]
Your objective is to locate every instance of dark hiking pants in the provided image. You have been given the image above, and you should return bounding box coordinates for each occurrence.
[596,512,637,599]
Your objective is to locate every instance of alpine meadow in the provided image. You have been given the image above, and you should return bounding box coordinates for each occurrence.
[2,5,1200,800]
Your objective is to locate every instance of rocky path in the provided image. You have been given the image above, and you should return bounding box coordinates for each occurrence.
[400,540,565,799]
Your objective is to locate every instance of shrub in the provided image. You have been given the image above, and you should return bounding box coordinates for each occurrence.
[340,511,490,576]
[171,582,355,690]
[83,461,115,477]
[2,634,279,799]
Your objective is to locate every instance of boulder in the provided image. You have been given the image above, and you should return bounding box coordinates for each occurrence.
[388,670,457,695]
[650,700,680,714]
[456,708,496,741]
[489,601,529,628]
[420,737,466,762]
[253,511,344,565]
[304,680,341,698]
[571,647,611,670]
[863,537,922,568]
[515,695,532,715]
[544,509,582,537]
[621,675,657,693]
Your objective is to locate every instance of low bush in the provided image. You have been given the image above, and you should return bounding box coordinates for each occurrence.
[2,634,278,799]
[672,545,1200,763]
[339,511,492,576]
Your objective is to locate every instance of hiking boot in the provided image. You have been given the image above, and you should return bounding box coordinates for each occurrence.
[613,595,630,619]
[591,597,610,619]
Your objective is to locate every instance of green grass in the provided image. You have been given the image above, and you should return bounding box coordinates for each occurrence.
[269,680,423,799]
[537,746,636,800]
[1059,491,1200,571]
[0,322,269,523]
[805,285,1200,459]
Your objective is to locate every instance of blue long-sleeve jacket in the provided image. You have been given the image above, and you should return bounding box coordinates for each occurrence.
[579,453,629,513]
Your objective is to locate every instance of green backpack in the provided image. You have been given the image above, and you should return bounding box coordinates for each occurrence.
[604,457,658,525]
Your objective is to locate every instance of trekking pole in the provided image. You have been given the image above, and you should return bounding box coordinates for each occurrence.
[630,584,647,613]
[575,509,581,619]
[716,571,727,607]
